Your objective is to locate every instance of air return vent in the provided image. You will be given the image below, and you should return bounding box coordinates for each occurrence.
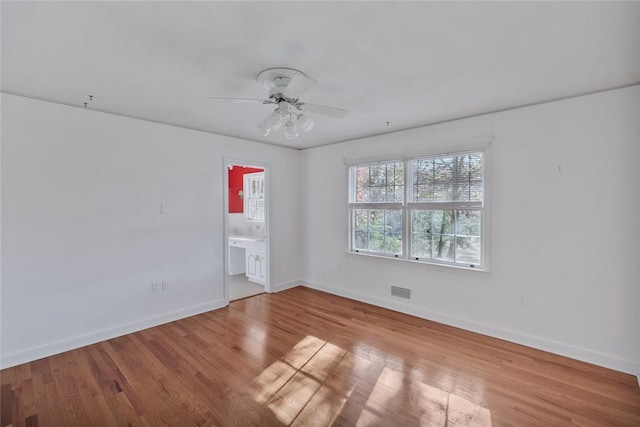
[391,285,411,299]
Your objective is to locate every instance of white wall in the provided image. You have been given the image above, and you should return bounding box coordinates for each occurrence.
[0,93,302,368]
[3,87,639,376]
[301,86,640,375]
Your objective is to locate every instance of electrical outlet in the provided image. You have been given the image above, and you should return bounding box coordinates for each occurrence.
[151,282,160,292]
[161,280,169,291]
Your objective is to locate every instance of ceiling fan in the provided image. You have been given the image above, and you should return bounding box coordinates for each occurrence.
[210,68,349,139]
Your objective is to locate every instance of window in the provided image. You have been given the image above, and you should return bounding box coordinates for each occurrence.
[350,161,404,256]
[349,150,485,269]
[244,172,265,222]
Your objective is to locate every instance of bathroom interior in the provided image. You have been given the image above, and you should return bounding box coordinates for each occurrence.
[227,163,267,301]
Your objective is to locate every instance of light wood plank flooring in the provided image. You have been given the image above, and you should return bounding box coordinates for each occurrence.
[2,286,639,426]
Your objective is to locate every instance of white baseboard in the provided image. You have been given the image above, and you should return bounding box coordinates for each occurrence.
[271,280,302,293]
[0,299,227,369]
[300,280,639,376]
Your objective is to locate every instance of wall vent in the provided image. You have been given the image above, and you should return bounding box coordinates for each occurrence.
[391,285,411,299]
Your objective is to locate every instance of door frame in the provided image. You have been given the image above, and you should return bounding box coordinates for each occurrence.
[222,157,271,304]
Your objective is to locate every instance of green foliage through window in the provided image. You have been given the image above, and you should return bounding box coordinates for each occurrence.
[349,151,485,268]
[353,209,402,255]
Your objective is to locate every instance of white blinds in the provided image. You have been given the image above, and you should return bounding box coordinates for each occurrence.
[410,151,483,204]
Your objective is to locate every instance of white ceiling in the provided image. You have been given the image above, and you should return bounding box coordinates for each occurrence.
[2,1,639,150]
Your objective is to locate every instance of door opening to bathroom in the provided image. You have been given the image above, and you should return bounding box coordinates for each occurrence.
[225,162,269,302]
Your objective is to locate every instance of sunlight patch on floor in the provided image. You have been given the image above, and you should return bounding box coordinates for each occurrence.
[357,366,492,427]
[246,335,368,426]
[247,335,491,426]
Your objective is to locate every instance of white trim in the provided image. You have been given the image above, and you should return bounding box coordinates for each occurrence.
[344,154,405,167]
[349,202,403,210]
[0,90,302,151]
[407,201,482,210]
[271,280,301,293]
[343,138,493,166]
[345,251,490,274]
[0,299,227,369]
[307,84,639,151]
[299,280,639,376]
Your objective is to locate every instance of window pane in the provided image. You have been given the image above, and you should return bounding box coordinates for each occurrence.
[356,187,368,203]
[468,152,483,202]
[431,210,453,235]
[433,157,454,201]
[395,186,404,201]
[354,210,368,231]
[410,152,483,202]
[356,165,369,187]
[456,237,481,265]
[385,233,402,254]
[432,235,454,261]
[411,209,481,265]
[411,210,431,233]
[369,209,384,229]
[368,230,385,252]
[411,210,432,258]
[393,162,405,186]
[414,159,431,186]
[352,162,404,203]
[370,165,385,187]
[385,210,403,255]
[354,231,367,250]
[352,209,402,255]
[411,233,431,258]
[355,165,368,202]
[385,186,394,202]
[456,210,481,237]
[369,186,384,202]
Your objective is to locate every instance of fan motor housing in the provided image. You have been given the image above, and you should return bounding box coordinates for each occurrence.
[257,67,308,92]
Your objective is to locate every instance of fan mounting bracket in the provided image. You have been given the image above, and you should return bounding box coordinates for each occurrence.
[257,67,308,91]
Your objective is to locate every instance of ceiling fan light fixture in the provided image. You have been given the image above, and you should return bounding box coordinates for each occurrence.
[284,119,299,139]
[278,101,291,114]
[298,114,315,133]
[212,67,349,141]
[267,111,282,130]
[257,118,272,137]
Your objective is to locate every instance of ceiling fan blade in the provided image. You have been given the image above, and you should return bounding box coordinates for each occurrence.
[282,73,317,99]
[301,103,349,119]
[209,97,272,104]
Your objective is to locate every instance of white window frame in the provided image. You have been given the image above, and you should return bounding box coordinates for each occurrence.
[244,172,265,222]
[348,159,405,257]
[348,147,488,271]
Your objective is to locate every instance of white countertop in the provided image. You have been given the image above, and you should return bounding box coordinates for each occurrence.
[229,236,266,253]
[229,235,265,242]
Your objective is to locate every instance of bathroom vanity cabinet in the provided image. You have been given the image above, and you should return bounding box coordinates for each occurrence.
[228,236,266,285]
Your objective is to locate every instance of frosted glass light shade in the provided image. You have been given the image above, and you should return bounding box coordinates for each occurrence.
[257,118,271,136]
[268,111,282,130]
[299,114,315,132]
[284,119,299,139]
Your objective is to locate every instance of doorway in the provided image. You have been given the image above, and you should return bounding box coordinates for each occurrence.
[224,159,270,302]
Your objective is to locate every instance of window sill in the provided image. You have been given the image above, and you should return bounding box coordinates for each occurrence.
[345,251,491,274]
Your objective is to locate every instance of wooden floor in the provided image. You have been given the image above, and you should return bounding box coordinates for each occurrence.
[2,287,639,426]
